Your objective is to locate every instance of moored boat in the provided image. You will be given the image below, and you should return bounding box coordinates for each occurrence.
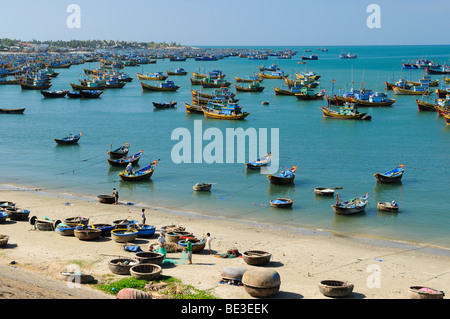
[108,143,130,158]
[0,108,25,114]
[235,82,264,92]
[269,198,293,208]
[107,150,143,167]
[377,201,399,212]
[152,101,177,109]
[373,164,404,183]
[322,103,371,120]
[314,187,335,196]
[136,72,168,81]
[332,193,369,215]
[40,90,69,98]
[416,99,436,112]
[245,152,271,169]
[392,85,430,95]
[202,102,249,120]
[54,132,82,145]
[267,166,296,185]
[119,160,158,181]
[184,102,204,114]
[193,183,212,191]
[141,80,180,91]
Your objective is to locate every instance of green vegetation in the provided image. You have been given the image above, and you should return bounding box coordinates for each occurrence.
[97,275,218,299]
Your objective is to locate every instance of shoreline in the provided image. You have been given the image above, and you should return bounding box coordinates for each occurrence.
[2,182,449,254]
[1,182,449,299]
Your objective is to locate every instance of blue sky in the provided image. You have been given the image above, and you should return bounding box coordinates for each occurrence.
[1,0,449,46]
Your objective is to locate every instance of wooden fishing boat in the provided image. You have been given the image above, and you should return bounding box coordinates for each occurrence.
[55,224,76,236]
[30,216,61,231]
[274,86,299,95]
[166,231,193,243]
[0,108,25,114]
[295,88,325,100]
[108,143,130,158]
[0,234,9,247]
[136,72,168,81]
[130,264,162,281]
[201,77,232,88]
[443,112,450,125]
[107,150,143,167]
[70,83,105,91]
[166,68,187,76]
[94,223,115,236]
[5,208,30,221]
[267,166,296,185]
[318,280,354,298]
[235,82,264,92]
[245,152,271,169]
[270,198,293,208]
[152,101,177,109]
[352,92,396,107]
[314,187,335,196]
[193,183,212,191]
[0,78,19,85]
[184,102,204,114]
[111,228,138,243]
[80,90,103,98]
[322,103,371,120]
[435,88,450,99]
[54,132,82,145]
[373,164,404,183]
[135,252,164,264]
[74,226,102,240]
[190,78,202,85]
[0,201,15,208]
[235,75,263,83]
[20,81,52,90]
[416,99,436,112]
[406,78,439,87]
[332,193,369,215]
[141,81,180,91]
[40,90,69,98]
[191,88,236,100]
[242,250,272,266]
[377,201,399,212]
[202,102,250,120]
[136,225,156,237]
[295,72,321,81]
[392,86,430,95]
[108,258,139,275]
[258,71,287,79]
[302,54,318,60]
[118,160,158,181]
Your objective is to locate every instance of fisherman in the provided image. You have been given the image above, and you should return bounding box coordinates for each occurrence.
[112,188,119,205]
[205,233,212,255]
[126,162,133,175]
[141,208,146,225]
[185,238,193,264]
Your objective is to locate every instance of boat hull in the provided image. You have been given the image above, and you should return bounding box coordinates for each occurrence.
[416,99,436,112]
[321,107,368,120]
[267,175,295,185]
[203,109,249,120]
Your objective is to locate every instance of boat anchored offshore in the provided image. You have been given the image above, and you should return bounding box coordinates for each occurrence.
[373,164,404,183]
[54,132,82,145]
[267,166,297,185]
[332,193,369,215]
[322,102,371,120]
[245,153,271,170]
[119,160,158,181]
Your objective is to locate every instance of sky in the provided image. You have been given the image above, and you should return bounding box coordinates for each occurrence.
[1,0,449,46]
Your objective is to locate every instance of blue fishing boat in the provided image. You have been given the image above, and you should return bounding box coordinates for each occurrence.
[373,165,404,183]
[332,193,369,215]
[267,166,297,185]
[107,150,143,167]
[54,132,82,145]
[339,52,357,59]
[245,152,271,169]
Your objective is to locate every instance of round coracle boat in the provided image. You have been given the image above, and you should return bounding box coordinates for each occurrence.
[178,238,205,253]
[97,194,115,204]
[318,280,354,298]
[242,250,272,266]
[269,198,293,208]
[64,216,89,227]
[165,231,193,243]
[130,263,162,281]
[409,286,445,299]
[74,227,102,240]
[135,252,164,265]
[6,208,30,221]
[242,268,281,298]
[108,258,139,275]
[111,228,138,243]
[160,225,185,234]
[93,223,114,236]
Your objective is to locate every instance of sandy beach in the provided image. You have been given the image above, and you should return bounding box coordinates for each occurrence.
[0,184,448,300]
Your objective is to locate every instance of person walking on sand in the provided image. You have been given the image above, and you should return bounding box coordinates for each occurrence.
[112,188,119,205]
[205,233,212,255]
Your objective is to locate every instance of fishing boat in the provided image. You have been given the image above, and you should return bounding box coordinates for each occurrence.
[119,160,158,181]
[193,183,212,191]
[274,86,302,95]
[166,68,188,76]
[152,101,177,109]
[332,193,369,215]
[67,91,81,98]
[80,90,103,98]
[436,97,450,115]
[141,80,180,91]
[40,90,69,98]
[425,65,450,75]
[191,88,236,100]
[190,78,202,85]
[5,208,30,221]
[295,88,325,100]
[373,164,404,183]
[377,201,399,212]
[267,166,297,185]
[108,143,130,158]
[406,75,439,87]
[0,108,25,114]
[235,75,263,83]
[302,54,318,60]
[258,70,287,79]
[107,150,143,167]
[136,72,168,81]
[54,132,82,145]
[322,103,371,120]
[443,112,450,125]
[245,152,271,169]
[339,52,357,59]
[70,82,105,91]
[111,228,139,243]
[0,77,19,85]
[314,187,335,196]
[202,102,249,120]
[20,81,52,90]
[235,82,265,92]
[435,88,450,99]
[270,198,293,208]
[353,92,396,107]
[392,85,430,95]
[74,226,102,241]
[416,99,437,112]
[184,102,204,114]
[201,77,231,88]
[193,70,224,79]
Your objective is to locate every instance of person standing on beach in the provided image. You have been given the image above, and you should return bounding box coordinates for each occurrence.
[185,238,193,264]
[112,188,119,205]
[205,233,212,255]
[141,208,146,225]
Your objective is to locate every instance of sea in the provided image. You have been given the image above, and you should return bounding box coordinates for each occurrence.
[1,45,449,249]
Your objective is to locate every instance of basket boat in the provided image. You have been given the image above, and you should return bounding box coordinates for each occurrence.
[318,280,354,298]
[74,227,102,240]
[166,231,193,243]
[178,238,206,253]
[30,216,61,231]
[134,252,164,265]
[160,225,185,234]
[409,286,445,299]
[242,268,281,298]
[97,195,115,204]
[314,187,335,196]
[6,208,30,221]
[93,223,115,236]
[55,224,76,236]
[130,263,162,281]
[0,235,9,248]
[111,228,138,243]
[108,258,139,275]
[192,183,212,191]
[242,250,272,266]
[269,198,293,208]
[64,216,89,227]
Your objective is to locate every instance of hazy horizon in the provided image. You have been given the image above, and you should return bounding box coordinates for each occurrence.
[1,0,449,47]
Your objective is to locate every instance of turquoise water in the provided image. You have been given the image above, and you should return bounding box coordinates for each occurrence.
[1,45,449,248]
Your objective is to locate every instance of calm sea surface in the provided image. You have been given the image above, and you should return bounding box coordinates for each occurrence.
[1,45,449,248]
